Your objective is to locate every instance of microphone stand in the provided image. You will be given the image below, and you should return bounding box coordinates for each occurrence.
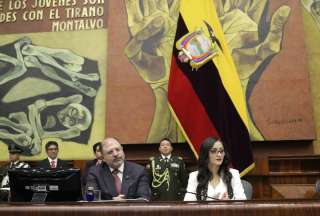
[185,191,219,200]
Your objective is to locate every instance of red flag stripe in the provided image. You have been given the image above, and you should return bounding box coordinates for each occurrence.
[168,14,254,174]
[169,55,219,154]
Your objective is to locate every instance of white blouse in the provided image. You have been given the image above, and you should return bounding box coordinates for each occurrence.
[184,168,246,201]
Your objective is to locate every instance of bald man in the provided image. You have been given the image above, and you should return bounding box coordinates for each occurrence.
[85,137,151,201]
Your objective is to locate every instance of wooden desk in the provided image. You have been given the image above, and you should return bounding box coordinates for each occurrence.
[1,200,320,216]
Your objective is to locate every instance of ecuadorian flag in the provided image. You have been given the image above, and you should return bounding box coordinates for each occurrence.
[168,0,254,176]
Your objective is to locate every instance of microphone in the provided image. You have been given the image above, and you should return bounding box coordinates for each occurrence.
[184,190,219,200]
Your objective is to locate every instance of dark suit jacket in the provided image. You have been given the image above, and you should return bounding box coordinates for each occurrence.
[82,159,98,186]
[37,158,71,169]
[86,161,150,200]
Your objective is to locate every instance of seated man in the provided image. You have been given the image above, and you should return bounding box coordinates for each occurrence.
[147,138,188,201]
[37,141,71,169]
[0,145,30,201]
[82,142,103,186]
[86,137,150,200]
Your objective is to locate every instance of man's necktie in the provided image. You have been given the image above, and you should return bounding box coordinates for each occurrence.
[50,160,56,168]
[112,169,122,195]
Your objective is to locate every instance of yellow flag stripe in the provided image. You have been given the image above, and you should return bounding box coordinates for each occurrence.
[179,0,249,130]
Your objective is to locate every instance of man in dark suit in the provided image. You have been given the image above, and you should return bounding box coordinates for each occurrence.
[82,142,103,186]
[37,141,71,169]
[86,137,150,200]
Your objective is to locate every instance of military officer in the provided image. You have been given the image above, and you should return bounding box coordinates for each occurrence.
[0,145,30,201]
[147,138,188,201]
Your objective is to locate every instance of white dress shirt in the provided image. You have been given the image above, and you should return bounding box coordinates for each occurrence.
[48,157,58,168]
[184,168,246,201]
[109,163,124,182]
[161,154,171,161]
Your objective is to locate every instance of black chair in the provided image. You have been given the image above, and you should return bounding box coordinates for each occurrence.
[241,180,253,200]
[315,179,320,194]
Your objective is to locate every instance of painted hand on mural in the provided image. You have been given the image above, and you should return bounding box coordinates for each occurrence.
[301,0,320,30]
[0,111,40,155]
[214,0,291,140]
[22,44,99,82]
[24,55,97,97]
[0,113,33,148]
[0,37,30,85]
[124,0,181,143]
[22,43,99,97]
[0,37,99,97]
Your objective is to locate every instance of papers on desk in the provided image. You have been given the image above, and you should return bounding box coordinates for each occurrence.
[0,187,10,191]
[78,198,149,203]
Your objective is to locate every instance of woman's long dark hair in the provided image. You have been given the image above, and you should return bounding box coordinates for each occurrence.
[196,137,234,200]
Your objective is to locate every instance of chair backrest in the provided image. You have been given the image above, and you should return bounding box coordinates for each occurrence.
[316,179,320,193]
[241,179,253,200]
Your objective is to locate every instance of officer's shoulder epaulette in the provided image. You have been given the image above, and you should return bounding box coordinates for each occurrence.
[177,156,183,160]
[149,156,155,161]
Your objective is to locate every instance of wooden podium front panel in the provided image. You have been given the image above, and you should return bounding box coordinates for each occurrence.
[1,200,320,216]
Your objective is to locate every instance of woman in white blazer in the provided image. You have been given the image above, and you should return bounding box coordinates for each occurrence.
[184,137,246,201]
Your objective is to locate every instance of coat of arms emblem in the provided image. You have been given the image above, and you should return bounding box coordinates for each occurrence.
[176,21,221,70]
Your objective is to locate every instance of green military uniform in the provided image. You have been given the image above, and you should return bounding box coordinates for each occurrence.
[147,155,188,201]
[0,163,10,201]
[0,161,30,201]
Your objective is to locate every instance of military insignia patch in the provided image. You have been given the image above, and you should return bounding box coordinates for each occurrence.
[170,163,179,168]
[176,21,221,70]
